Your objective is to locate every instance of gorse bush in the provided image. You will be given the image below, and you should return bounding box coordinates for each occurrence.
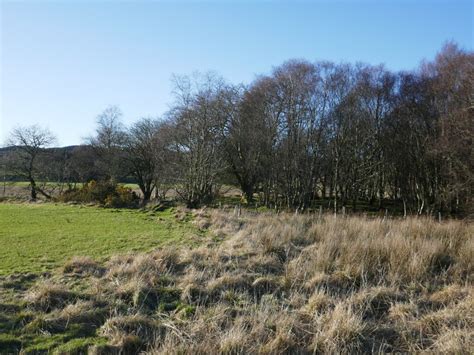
[104,185,140,208]
[59,180,139,207]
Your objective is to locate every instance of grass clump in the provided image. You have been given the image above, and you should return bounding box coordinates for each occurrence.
[63,256,105,276]
[52,337,108,355]
[99,315,164,353]
[25,282,77,312]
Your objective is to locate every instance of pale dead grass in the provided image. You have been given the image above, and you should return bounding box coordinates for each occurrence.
[24,282,77,312]
[311,303,366,354]
[100,314,161,343]
[19,210,473,353]
[63,256,105,276]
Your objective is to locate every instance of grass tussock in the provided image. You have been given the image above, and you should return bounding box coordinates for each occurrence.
[63,256,105,276]
[24,282,77,312]
[3,210,473,353]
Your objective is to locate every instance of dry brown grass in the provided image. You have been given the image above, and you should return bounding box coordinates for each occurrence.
[24,282,77,312]
[15,210,474,353]
[63,256,105,276]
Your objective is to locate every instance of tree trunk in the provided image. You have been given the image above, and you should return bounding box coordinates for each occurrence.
[30,179,37,200]
[143,188,152,203]
[243,184,254,204]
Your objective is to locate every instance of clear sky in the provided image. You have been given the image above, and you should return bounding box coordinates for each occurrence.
[1,0,472,146]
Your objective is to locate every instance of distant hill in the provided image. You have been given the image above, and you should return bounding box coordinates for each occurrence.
[0,145,89,154]
[0,145,95,181]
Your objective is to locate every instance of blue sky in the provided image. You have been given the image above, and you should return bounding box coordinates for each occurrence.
[1,0,472,146]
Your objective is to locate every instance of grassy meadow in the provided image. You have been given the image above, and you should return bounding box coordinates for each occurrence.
[0,203,200,275]
[0,206,472,353]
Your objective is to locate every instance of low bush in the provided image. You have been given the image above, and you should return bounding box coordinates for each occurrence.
[59,180,139,207]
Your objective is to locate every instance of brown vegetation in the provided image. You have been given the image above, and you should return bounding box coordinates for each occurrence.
[6,211,474,353]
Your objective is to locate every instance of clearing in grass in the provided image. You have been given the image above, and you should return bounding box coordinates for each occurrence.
[0,203,201,274]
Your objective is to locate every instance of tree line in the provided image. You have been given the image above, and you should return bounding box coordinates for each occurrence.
[3,42,473,215]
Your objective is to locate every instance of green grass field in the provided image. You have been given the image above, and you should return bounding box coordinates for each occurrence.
[0,203,199,275]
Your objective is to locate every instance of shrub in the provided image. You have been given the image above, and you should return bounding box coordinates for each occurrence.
[59,180,139,207]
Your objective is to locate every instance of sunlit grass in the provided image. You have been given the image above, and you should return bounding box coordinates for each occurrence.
[0,203,199,274]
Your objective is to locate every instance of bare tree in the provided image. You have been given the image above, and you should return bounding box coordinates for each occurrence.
[6,125,56,200]
[87,105,127,182]
[225,80,277,203]
[166,72,231,207]
[124,118,161,202]
[424,42,474,215]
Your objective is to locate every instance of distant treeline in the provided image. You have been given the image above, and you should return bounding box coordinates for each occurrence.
[2,42,473,216]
